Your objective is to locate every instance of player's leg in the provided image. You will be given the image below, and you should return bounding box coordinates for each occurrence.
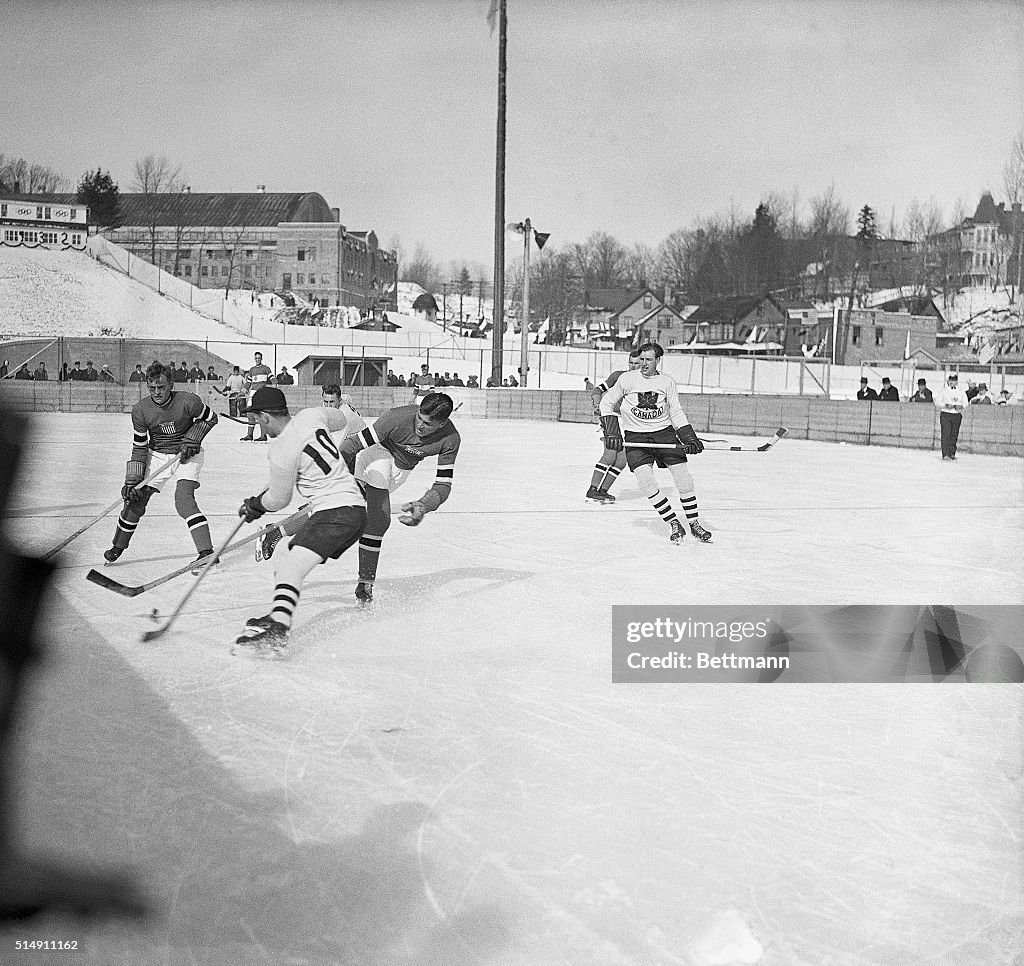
[352,444,405,604]
[666,461,712,542]
[174,478,214,558]
[949,411,962,459]
[631,460,684,542]
[355,486,390,604]
[242,506,365,647]
[587,444,625,503]
[104,486,156,561]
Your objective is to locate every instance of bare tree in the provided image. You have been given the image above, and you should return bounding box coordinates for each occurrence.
[132,154,186,264]
[1003,130,1024,301]
[623,241,657,289]
[585,231,629,288]
[401,243,440,292]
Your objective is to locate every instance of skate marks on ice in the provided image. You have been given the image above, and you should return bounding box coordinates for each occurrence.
[12,596,518,965]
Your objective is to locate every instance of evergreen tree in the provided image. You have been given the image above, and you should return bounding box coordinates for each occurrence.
[76,168,122,228]
[856,204,878,241]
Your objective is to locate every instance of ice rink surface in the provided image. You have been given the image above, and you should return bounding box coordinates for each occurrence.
[3,412,1023,965]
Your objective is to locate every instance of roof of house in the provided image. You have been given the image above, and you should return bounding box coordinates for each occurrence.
[686,294,783,323]
[586,288,659,315]
[5,191,337,228]
[412,292,439,312]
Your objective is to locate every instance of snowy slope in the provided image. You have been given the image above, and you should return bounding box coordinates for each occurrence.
[0,246,249,340]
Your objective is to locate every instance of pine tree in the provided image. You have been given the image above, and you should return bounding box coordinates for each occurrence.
[856,204,878,241]
[76,168,122,229]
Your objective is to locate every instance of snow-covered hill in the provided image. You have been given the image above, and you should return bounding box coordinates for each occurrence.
[0,246,249,340]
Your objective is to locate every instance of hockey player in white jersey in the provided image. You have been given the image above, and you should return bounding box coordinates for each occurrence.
[234,386,366,651]
[599,342,712,543]
[254,382,365,562]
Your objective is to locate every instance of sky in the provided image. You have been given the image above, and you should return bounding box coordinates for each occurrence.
[4,0,1023,274]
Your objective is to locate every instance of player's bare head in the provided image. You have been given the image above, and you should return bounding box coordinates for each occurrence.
[254,352,263,362]
[322,382,343,408]
[420,363,430,372]
[145,362,174,403]
[628,349,643,369]
[637,342,663,375]
[415,392,453,435]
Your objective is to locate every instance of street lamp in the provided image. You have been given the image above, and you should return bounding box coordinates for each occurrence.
[507,218,549,387]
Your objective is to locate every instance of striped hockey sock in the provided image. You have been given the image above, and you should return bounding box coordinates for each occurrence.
[596,464,622,492]
[647,490,678,524]
[112,513,138,549]
[358,534,382,582]
[186,512,213,554]
[680,494,699,522]
[270,582,300,628]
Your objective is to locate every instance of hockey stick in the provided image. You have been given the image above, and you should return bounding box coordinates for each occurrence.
[623,427,788,453]
[42,456,182,560]
[140,514,251,642]
[85,503,310,597]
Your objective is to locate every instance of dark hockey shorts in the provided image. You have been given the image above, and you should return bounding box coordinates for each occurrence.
[289,506,366,560]
[624,427,688,470]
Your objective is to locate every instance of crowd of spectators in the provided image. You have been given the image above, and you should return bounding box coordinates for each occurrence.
[859,376,1016,406]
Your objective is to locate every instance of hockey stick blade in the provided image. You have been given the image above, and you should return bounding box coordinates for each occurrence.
[756,427,788,451]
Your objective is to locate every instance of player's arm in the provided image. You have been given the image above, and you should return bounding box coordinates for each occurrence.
[598,378,627,450]
[400,433,461,526]
[665,376,703,454]
[129,408,150,464]
[239,456,296,520]
[179,397,218,462]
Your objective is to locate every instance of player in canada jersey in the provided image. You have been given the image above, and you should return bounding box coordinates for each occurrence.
[585,349,642,503]
[254,383,367,561]
[234,386,366,651]
[599,342,712,543]
[103,362,219,564]
[239,351,275,442]
[339,392,461,604]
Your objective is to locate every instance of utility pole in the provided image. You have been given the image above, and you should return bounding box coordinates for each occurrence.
[491,0,507,386]
[441,281,448,331]
[506,217,549,387]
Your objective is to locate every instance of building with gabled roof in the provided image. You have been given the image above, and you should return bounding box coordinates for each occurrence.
[12,190,399,312]
[582,287,664,349]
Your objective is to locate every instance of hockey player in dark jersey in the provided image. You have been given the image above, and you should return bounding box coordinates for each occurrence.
[338,392,460,604]
[586,349,642,503]
[103,362,219,565]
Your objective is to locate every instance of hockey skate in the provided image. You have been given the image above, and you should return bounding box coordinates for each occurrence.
[689,520,713,543]
[669,520,686,543]
[190,549,219,575]
[234,618,289,656]
[255,525,283,562]
[586,487,615,504]
[355,581,374,607]
[103,546,125,564]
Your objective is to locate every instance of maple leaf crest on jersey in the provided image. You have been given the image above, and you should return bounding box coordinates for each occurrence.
[632,391,664,421]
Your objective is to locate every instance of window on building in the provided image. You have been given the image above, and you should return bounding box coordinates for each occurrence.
[296,273,304,285]
[297,249,305,261]
[184,265,192,276]
[309,248,316,261]
[875,327,884,346]
[206,250,214,259]
[643,295,652,308]
[852,325,861,345]
[282,273,292,290]
[245,249,253,258]
[201,266,209,276]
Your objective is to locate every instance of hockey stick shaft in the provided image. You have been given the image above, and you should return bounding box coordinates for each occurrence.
[88,502,311,597]
[623,428,787,453]
[42,455,182,560]
[140,514,251,641]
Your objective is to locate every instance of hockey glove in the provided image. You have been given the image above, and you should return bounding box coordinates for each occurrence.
[121,483,144,504]
[398,500,427,527]
[600,415,623,452]
[178,442,201,464]
[675,424,703,455]
[239,494,267,522]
